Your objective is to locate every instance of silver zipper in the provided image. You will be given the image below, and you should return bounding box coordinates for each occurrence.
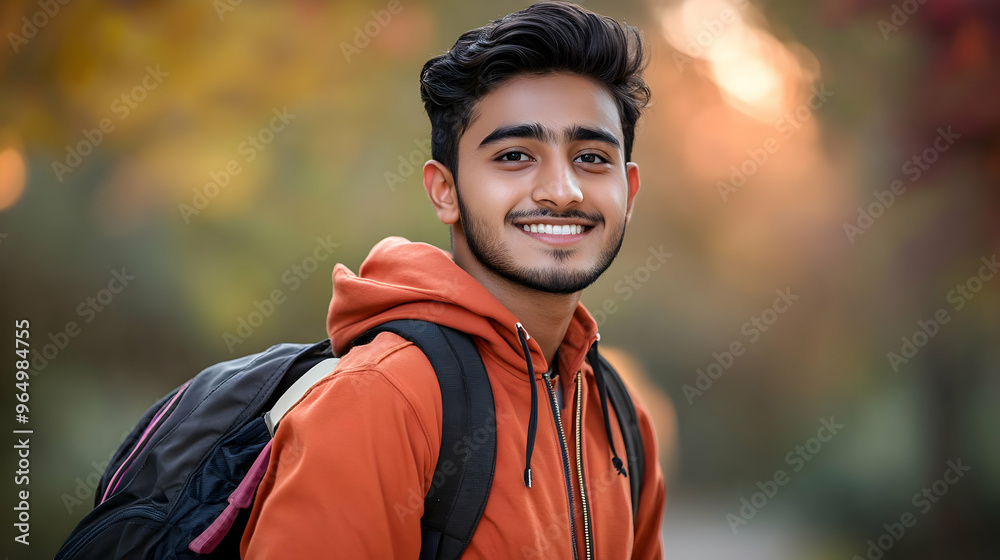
[543,370,579,560]
[575,371,594,560]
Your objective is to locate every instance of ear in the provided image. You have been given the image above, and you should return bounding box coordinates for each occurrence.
[423,160,460,225]
[624,161,641,225]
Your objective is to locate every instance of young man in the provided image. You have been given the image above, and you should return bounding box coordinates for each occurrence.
[241,2,665,558]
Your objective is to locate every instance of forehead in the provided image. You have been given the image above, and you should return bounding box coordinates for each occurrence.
[463,72,623,146]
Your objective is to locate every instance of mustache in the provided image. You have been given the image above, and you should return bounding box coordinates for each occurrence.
[506,208,604,225]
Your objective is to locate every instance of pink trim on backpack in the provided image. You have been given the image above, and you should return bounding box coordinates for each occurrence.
[100,381,191,504]
[189,439,274,554]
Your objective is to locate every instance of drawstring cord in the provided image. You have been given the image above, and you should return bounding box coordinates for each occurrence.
[516,323,538,488]
[516,323,626,489]
[589,335,628,478]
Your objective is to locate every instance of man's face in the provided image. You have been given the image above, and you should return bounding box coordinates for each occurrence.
[450,72,640,294]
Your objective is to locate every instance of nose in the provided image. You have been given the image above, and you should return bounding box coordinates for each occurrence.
[532,157,583,210]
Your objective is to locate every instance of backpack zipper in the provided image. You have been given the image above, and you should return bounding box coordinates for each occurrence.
[56,505,164,559]
[101,381,190,503]
[574,371,594,560]
[542,370,579,560]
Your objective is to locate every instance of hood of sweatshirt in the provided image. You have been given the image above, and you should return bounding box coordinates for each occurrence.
[326,236,599,379]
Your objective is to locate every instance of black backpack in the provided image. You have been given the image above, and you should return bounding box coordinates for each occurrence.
[55,320,644,559]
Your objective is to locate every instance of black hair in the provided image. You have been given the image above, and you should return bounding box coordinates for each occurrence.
[419,1,651,180]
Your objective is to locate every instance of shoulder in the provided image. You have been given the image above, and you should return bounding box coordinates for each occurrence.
[335,330,442,400]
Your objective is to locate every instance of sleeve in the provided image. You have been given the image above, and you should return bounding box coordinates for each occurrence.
[240,341,441,559]
[630,400,666,560]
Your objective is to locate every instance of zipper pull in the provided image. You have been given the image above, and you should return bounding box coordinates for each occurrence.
[544,370,560,392]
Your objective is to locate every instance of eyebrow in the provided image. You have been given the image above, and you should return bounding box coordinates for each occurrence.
[477,122,621,151]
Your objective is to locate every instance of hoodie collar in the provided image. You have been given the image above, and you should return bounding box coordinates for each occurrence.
[326,236,599,375]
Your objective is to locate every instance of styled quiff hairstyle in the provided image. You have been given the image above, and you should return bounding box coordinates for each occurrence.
[419,1,651,180]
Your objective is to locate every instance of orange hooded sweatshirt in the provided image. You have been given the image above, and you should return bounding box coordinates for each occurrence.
[241,237,665,559]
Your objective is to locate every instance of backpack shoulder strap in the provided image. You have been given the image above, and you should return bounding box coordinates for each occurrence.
[355,320,496,560]
[597,353,645,521]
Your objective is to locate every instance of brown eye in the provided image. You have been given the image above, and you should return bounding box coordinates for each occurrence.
[498,151,528,162]
[575,153,608,164]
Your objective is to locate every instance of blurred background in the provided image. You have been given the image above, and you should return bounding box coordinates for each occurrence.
[2,0,998,558]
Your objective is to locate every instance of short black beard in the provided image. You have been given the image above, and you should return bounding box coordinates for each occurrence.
[455,184,626,294]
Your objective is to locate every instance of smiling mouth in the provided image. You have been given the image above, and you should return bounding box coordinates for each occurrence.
[513,222,595,246]
[519,223,589,235]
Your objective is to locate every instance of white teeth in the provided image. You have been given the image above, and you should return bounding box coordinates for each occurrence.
[522,223,586,235]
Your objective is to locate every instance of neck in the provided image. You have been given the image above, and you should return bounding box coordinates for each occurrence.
[452,241,579,368]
